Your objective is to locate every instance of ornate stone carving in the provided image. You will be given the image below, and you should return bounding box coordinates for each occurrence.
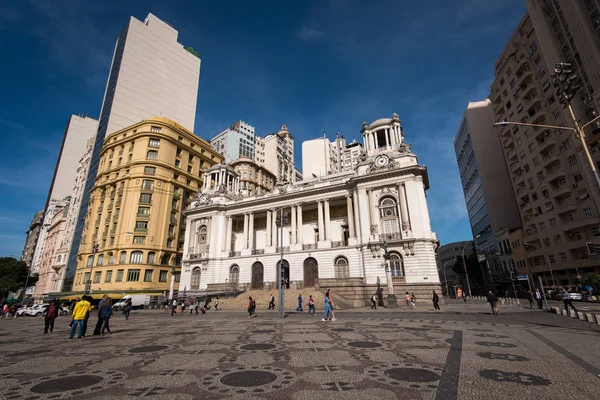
[392,112,400,121]
[370,225,378,235]
[218,184,227,194]
[402,221,411,231]
[399,143,412,154]
[362,121,368,130]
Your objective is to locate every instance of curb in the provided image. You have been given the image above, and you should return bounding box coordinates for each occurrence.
[550,306,599,324]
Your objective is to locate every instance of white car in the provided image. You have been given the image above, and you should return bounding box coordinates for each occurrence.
[23,304,49,317]
[568,292,583,301]
[16,306,29,316]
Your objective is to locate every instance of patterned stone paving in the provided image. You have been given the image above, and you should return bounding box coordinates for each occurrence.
[0,310,599,399]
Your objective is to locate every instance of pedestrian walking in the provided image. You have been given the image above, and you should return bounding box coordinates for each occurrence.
[99,297,113,335]
[410,292,417,308]
[69,296,91,339]
[194,298,200,315]
[2,303,9,319]
[486,290,499,315]
[171,299,178,316]
[527,291,535,309]
[296,294,303,312]
[80,295,92,337]
[123,299,132,320]
[432,290,440,311]
[44,301,59,334]
[371,293,377,309]
[322,291,333,321]
[405,292,415,309]
[93,295,109,335]
[307,295,316,316]
[329,290,337,321]
[176,300,183,316]
[247,296,256,317]
[535,288,544,309]
[189,298,194,315]
[563,288,578,314]
[268,294,275,310]
[214,297,219,311]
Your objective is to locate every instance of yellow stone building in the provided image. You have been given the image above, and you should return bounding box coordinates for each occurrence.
[73,117,223,296]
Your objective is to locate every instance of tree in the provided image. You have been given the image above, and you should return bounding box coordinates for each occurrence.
[0,257,35,299]
[581,272,600,291]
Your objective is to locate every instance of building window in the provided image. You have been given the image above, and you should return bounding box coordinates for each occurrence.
[109,255,115,265]
[138,206,150,216]
[548,255,556,264]
[174,271,181,282]
[167,238,174,247]
[119,251,127,264]
[334,256,350,279]
[191,267,201,290]
[378,197,400,237]
[97,254,104,266]
[389,252,405,277]
[151,126,162,133]
[135,221,148,232]
[147,251,155,264]
[144,166,156,175]
[148,138,160,147]
[229,265,239,285]
[552,108,561,120]
[116,269,124,282]
[127,269,141,281]
[140,193,152,204]
[584,207,594,218]
[159,270,168,282]
[142,180,154,190]
[133,236,146,244]
[105,270,112,283]
[542,237,551,247]
[198,225,208,244]
[539,222,546,231]
[562,138,571,149]
[147,150,158,159]
[93,271,101,283]
[130,251,143,264]
[84,272,90,285]
[550,218,557,227]
[568,155,577,166]
[559,252,567,262]
[87,256,94,267]
[144,269,153,282]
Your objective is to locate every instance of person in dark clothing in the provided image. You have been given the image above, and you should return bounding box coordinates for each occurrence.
[247,296,256,317]
[80,295,92,337]
[486,290,499,315]
[44,301,59,334]
[432,290,440,311]
[94,295,109,335]
[268,294,275,310]
[371,294,377,309]
[123,299,132,320]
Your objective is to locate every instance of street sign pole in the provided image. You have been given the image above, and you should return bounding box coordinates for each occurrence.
[538,276,548,309]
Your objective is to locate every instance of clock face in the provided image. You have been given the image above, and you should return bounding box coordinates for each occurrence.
[375,155,390,167]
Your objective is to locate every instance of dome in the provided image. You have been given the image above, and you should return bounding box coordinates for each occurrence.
[368,118,392,129]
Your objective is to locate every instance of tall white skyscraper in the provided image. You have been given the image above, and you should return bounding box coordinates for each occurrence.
[65,13,202,291]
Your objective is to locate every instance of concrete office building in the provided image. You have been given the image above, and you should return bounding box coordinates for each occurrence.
[67,13,202,291]
[454,100,521,257]
[261,125,296,183]
[180,114,441,305]
[302,135,363,178]
[72,118,221,296]
[210,121,256,163]
[491,12,600,286]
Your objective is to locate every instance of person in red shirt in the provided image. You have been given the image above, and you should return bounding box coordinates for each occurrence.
[247,296,256,317]
[44,301,59,334]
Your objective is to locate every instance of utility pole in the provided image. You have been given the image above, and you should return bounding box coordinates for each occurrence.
[84,242,99,295]
[276,209,288,319]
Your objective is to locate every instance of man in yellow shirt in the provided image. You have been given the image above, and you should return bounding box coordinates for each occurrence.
[69,296,92,339]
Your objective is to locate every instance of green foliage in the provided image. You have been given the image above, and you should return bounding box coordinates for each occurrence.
[581,272,600,290]
[0,257,34,298]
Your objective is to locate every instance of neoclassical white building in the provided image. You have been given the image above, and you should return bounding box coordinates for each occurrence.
[180,114,440,305]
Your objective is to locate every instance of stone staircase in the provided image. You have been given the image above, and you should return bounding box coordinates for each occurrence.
[215,289,326,311]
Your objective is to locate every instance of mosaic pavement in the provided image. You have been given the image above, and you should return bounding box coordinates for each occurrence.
[1,310,599,399]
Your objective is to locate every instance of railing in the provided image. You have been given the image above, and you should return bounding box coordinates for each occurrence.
[229,251,241,257]
[276,246,290,252]
[331,241,342,248]
[252,249,265,255]
[392,276,406,283]
[303,244,316,250]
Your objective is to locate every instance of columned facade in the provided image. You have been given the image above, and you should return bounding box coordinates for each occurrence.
[180,115,441,305]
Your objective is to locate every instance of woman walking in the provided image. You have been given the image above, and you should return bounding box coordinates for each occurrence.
[176,300,183,316]
[410,292,417,309]
[247,296,256,317]
[322,291,333,321]
[123,298,132,320]
[432,290,440,311]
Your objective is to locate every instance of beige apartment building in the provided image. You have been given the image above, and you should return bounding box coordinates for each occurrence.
[491,12,600,287]
[260,124,295,183]
[230,157,276,197]
[72,117,222,296]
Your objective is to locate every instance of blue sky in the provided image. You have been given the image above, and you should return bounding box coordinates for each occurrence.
[0,0,526,257]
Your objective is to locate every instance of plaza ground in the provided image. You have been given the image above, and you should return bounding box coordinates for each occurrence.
[1,303,599,399]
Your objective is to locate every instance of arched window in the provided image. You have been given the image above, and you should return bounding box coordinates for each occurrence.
[229,265,239,285]
[119,251,127,264]
[161,253,171,265]
[147,150,158,159]
[147,252,156,264]
[130,251,143,264]
[87,256,94,267]
[57,255,62,263]
[389,252,405,277]
[97,254,104,266]
[379,197,400,237]
[191,267,201,290]
[198,225,208,244]
[334,256,349,279]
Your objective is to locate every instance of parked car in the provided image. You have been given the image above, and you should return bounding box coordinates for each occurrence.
[25,304,49,317]
[16,306,30,316]
[113,295,150,310]
[568,292,583,301]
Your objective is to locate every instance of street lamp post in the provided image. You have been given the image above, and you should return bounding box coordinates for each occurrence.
[84,242,99,295]
[442,259,455,296]
[524,242,556,287]
[275,208,289,319]
[382,241,398,308]
[461,237,479,303]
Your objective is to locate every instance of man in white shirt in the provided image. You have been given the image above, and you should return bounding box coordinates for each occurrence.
[535,288,544,309]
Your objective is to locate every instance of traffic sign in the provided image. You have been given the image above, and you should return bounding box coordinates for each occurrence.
[517,275,528,281]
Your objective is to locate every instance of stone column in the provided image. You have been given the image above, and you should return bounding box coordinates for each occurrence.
[368,189,379,236]
[352,193,360,240]
[291,205,297,244]
[243,214,249,249]
[248,212,254,250]
[266,210,272,247]
[399,184,410,231]
[297,203,303,244]
[271,209,277,247]
[317,201,324,241]
[374,131,379,149]
[385,128,390,149]
[226,216,233,252]
[369,133,375,152]
[324,199,331,240]
[346,195,355,238]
